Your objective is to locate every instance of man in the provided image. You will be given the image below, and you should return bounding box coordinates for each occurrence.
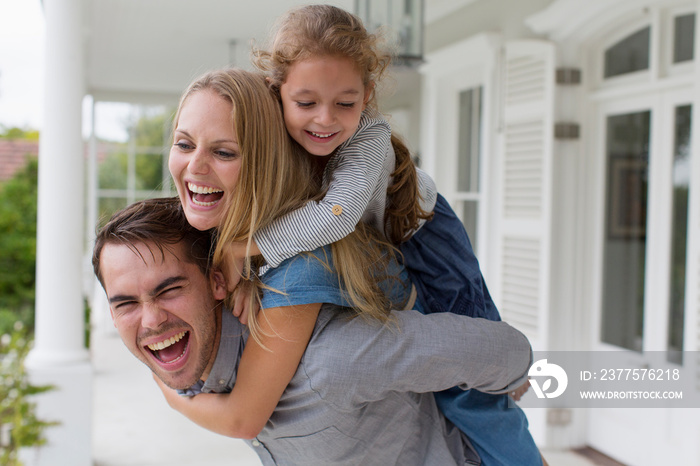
[93,198,533,466]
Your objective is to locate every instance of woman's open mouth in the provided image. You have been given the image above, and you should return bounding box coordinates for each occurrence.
[188,182,223,207]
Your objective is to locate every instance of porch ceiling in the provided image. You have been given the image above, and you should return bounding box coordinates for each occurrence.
[85,0,354,103]
[82,0,472,104]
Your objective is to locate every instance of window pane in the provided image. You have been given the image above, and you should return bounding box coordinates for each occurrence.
[457,87,482,192]
[668,104,691,363]
[98,148,127,190]
[97,197,127,229]
[604,27,650,78]
[673,14,695,63]
[460,200,478,252]
[601,111,650,351]
[135,152,164,191]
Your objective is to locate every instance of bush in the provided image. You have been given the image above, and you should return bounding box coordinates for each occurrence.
[0,322,57,466]
[0,158,38,334]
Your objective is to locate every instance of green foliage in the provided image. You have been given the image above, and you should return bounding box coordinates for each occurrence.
[0,322,57,466]
[0,127,39,142]
[0,159,38,333]
[132,110,171,147]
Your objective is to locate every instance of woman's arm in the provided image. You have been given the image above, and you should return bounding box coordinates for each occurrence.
[155,302,321,439]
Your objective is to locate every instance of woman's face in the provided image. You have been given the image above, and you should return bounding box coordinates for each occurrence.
[169,89,242,231]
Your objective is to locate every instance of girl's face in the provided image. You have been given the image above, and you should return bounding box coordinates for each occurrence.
[280,55,371,156]
[168,89,242,231]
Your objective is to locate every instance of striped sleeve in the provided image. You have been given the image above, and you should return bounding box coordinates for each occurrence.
[255,112,393,268]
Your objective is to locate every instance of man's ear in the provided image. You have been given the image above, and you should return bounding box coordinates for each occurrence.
[210,269,228,300]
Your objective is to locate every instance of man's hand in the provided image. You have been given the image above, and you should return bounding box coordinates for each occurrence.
[509,379,530,401]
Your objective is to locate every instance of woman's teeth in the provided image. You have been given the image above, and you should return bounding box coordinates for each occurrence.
[188,182,222,194]
[187,182,223,206]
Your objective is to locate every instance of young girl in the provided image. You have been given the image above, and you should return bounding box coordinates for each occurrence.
[232,5,540,465]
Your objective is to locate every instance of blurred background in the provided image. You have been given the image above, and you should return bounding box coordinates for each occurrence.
[1,0,699,465]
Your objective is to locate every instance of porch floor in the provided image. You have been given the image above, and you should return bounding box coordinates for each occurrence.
[91,330,599,466]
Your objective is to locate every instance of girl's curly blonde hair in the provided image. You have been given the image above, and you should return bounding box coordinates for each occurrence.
[253,4,393,110]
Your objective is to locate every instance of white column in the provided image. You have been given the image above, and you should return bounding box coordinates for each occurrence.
[24,0,92,464]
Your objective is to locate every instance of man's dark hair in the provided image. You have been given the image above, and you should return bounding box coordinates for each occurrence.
[92,197,215,287]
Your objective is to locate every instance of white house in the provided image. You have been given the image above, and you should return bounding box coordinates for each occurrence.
[27,0,700,464]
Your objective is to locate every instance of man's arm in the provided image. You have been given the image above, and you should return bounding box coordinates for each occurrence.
[307,308,532,404]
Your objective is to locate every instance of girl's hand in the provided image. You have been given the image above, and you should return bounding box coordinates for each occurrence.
[232,280,260,326]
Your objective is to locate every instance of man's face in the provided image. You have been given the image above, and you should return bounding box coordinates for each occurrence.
[99,240,227,389]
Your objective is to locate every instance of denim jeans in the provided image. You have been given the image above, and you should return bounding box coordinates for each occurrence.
[401,194,500,320]
[402,194,541,465]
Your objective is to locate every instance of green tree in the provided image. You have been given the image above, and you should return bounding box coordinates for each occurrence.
[132,111,170,190]
[0,127,39,141]
[0,159,38,334]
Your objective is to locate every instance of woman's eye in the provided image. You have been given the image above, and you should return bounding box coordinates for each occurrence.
[296,101,314,108]
[174,141,193,151]
[338,102,356,108]
[215,150,238,159]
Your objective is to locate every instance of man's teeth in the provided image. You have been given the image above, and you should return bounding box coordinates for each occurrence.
[188,182,222,194]
[309,131,335,139]
[147,331,186,351]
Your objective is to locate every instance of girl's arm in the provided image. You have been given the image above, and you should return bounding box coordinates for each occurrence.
[155,302,321,439]
[253,114,392,268]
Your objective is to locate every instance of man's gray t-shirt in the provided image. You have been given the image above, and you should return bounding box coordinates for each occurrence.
[187,248,532,465]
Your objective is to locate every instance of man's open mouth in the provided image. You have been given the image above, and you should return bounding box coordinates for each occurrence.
[188,182,223,207]
[147,331,189,364]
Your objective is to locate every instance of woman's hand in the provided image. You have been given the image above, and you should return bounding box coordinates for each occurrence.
[221,253,245,293]
[221,240,260,293]
[231,279,260,326]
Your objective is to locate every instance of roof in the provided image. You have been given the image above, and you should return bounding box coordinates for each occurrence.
[0,139,38,181]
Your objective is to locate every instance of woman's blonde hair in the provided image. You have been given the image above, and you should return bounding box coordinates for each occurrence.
[173,68,396,343]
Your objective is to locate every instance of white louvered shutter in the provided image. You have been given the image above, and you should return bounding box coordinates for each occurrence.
[495,40,555,351]
[685,38,700,389]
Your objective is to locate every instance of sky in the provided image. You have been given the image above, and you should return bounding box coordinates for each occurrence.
[0,0,44,131]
